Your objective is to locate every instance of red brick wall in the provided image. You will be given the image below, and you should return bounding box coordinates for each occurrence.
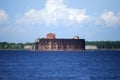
[47,33,56,39]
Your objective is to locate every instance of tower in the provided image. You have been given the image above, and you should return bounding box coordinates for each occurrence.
[46,33,56,39]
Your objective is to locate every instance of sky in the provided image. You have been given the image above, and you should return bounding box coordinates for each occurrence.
[0,0,120,42]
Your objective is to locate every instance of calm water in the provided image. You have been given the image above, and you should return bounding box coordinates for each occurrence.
[0,50,120,80]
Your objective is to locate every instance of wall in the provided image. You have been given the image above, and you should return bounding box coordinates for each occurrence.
[35,39,85,51]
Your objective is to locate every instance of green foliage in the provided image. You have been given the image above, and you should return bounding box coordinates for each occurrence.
[86,41,120,50]
[0,42,35,50]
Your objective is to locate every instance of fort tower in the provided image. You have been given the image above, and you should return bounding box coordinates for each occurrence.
[35,33,85,51]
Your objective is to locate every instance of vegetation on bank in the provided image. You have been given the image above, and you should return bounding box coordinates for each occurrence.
[0,42,34,50]
[0,41,120,50]
[86,41,120,50]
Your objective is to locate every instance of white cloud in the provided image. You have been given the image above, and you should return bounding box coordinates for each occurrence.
[16,0,89,25]
[0,9,8,24]
[100,11,120,26]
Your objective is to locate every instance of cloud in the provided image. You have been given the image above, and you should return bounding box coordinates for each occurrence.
[0,9,8,24]
[16,0,89,25]
[100,11,120,26]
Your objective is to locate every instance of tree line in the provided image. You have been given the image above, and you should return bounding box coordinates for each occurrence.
[0,41,120,50]
[86,41,120,50]
[0,42,34,50]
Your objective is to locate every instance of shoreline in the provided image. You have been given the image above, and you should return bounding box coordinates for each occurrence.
[0,49,120,51]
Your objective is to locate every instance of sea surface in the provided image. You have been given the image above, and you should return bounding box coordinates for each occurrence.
[0,50,120,80]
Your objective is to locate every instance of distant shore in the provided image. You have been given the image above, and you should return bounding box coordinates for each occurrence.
[0,49,120,51]
[0,41,120,50]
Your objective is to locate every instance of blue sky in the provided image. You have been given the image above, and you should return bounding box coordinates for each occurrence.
[0,0,120,42]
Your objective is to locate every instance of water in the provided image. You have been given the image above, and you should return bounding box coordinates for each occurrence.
[0,50,120,80]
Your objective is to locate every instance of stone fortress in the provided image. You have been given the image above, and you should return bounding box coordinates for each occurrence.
[35,33,85,51]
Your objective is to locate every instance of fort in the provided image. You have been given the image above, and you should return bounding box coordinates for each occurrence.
[35,33,85,51]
